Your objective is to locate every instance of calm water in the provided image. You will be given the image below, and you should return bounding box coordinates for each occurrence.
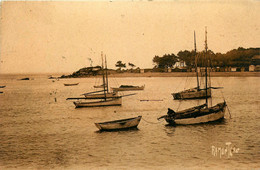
[0,74,259,169]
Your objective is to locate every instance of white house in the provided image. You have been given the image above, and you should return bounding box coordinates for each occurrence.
[231,67,237,72]
[249,65,255,72]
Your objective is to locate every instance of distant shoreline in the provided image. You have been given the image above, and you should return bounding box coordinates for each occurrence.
[107,72,260,77]
[1,72,259,78]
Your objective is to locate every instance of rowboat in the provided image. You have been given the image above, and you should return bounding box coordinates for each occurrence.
[111,85,145,91]
[0,86,6,88]
[73,97,122,108]
[64,83,79,86]
[95,116,142,131]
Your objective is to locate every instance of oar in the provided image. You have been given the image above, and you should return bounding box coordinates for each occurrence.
[67,97,91,100]
[157,115,167,120]
[210,87,224,89]
[200,87,224,90]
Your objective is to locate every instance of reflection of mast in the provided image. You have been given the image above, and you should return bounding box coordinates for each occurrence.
[101,52,106,101]
[105,55,109,93]
[194,31,200,90]
[205,27,208,107]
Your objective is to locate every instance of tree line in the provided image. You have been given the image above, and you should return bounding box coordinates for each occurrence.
[153,47,260,68]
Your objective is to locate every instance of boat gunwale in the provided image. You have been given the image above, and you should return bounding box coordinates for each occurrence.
[96,116,142,125]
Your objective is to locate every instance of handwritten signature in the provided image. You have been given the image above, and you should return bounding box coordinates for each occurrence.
[212,142,240,158]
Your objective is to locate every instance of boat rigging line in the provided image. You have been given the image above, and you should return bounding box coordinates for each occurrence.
[142,117,164,124]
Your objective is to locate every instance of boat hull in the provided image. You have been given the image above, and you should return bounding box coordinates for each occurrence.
[83,92,118,99]
[95,116,142,131]
[73,97,122,108]
[164,102,226,125]
[172,88,211,100]
[64,83,79,86]
[111,86,145,91]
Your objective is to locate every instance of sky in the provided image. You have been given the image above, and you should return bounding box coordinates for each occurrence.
[0,0,259,74]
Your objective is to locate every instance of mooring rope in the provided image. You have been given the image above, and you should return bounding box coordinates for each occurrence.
[226,104,232,119]
[142,117,164,124]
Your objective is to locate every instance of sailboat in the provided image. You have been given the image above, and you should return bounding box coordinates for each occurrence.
[73,52,122,108]
[172,31,211,100]
[158,28,227,125]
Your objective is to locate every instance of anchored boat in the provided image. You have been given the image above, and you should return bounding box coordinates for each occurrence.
[64,83,79,86]
[74,97,122,108]
[172,31,211,100]
[95,116,142,131]
[159,28,227,125]
[111,85,145,91]
[70,52,122,108]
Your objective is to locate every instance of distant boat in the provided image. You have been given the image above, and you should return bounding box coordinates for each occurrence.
[158,28,227,125]
[172,87,211,100]
[73,97,122,108]
[20,77,30,80]
[0,91,3,94]
[70,52,122,108]
[95,116,142,131]
[0,86,6,88]
[64,83,79,86]
[172,31,211,100]
[82,91,118,99]
[111,85,145,91]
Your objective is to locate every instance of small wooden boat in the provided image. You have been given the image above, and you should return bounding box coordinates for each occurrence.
[0,86,6,88]
[111,85,145,91]
[64,83,79,86]
[0,91,3,93]
[73,97,122,108]
[95,116,142,131]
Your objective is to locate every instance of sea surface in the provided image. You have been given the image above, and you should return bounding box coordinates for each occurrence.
[0,74,259,169]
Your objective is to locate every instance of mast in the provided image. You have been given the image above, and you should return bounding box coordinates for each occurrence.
[105,55,109,93]
[101,51,107,100]
[205,27,208,107]
[194,31,200,90]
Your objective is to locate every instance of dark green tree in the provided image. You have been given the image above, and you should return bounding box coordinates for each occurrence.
[152,53,178,68]
[115,61,126,70]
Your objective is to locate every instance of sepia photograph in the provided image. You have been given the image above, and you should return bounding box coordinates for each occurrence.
[0,0,259,169]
